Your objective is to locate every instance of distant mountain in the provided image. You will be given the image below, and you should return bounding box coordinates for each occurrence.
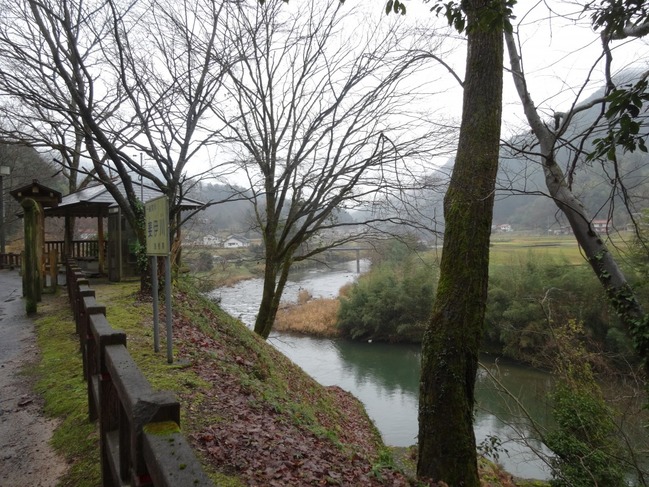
[431,72,649,233]
[1,144,66,240]
[190,182,358,234]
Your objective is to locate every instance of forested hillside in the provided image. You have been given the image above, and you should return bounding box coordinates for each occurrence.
[422,72,649,233]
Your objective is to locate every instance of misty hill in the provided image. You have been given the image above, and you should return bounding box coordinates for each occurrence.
[439,72,649,233]
[189,182,357,235]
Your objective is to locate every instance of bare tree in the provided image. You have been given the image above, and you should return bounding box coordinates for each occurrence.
[0,1,101,196]
[0,0,233,266]
[504,3,649,366]
[214,0,456,338]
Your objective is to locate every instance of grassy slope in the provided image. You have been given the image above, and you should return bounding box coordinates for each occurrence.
[32,278,412,486]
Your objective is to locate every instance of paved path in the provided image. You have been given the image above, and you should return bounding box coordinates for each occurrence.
[0,270,67,487]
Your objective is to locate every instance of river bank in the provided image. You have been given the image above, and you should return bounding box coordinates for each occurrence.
[209,262,558,480]
[33,277,419,486]
[274,289,342,337]
[216,264,649,484]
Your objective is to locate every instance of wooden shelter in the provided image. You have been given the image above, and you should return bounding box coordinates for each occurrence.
[14,179,203,281]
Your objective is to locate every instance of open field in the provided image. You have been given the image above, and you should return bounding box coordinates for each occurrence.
[488,233,632,266]
[490,235,585,266]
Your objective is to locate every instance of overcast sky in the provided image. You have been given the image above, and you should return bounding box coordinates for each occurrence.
[185,0,649,182]
[401,0,649,138]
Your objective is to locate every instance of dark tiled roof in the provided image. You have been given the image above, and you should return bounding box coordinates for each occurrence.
[44,180,203,218]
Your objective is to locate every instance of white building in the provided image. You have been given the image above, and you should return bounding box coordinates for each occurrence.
[498,223,512,232]
[592,219,611,233]
[202,235,221,247]
[223,235,250,248]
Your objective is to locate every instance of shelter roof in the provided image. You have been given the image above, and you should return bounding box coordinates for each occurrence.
[44,180,204,218]
[10,179,62,207]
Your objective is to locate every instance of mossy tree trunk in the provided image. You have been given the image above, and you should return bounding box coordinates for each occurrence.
[253,196,294,339]
[22,198,42,314]
[254,258,291,339]
[417,1,503,484]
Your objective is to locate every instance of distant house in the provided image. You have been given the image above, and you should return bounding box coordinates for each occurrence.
[223,235,250,248]
[551,225,573,236]
[592,219,612,233]
[497,223,512,232]
[202,234,221,247]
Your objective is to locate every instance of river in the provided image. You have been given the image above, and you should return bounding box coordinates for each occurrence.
[210,260,555,480]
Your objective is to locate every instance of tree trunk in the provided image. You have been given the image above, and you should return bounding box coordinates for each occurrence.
[254,259,290,339]
[22,198,42,314]
[417,2,503,484]
[504,31,649,364]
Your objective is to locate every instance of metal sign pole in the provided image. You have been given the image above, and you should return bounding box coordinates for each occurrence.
[151,256,160,353]
[144,195,171,362]
[165,254,173,364]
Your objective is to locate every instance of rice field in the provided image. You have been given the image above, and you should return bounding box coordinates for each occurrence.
[488,234,632,267]
[489,235,585,266]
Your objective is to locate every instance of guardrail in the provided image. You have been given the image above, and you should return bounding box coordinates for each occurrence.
[65,260,214,487]
[0,252,20,269]
[46,240,106,261]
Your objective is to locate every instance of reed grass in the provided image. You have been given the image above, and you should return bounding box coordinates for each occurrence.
[274,296,341,337]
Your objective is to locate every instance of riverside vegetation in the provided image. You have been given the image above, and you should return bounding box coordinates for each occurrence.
[278,236,642,370]
[274,235,649,485]
[26,273,548,486]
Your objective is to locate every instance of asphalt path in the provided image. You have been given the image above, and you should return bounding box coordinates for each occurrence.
[0,270,66,486]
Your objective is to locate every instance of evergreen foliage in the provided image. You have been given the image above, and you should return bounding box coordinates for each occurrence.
[484,254,630,364]
[339,249,640,367]
[545,320,627,487]
[337,241,437,342]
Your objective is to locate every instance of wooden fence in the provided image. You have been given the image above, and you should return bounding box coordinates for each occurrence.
[0,252,20,269]
[47,240,106,262]
[66,260,214,487]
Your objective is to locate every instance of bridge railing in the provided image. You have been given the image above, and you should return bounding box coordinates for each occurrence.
[66,259,214,487]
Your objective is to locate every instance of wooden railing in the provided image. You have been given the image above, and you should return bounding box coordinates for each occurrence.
[66,260,214,487]
[46,240,106,262]
[0,252,20,269]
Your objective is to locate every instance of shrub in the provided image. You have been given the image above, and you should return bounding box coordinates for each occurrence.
[336,254,437,342]
[545,320,627,487]
[484,254,617,364]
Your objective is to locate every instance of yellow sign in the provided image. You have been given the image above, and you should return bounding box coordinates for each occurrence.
[145,196,169,256]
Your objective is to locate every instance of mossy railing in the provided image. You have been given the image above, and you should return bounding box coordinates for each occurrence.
[66,259,214,487]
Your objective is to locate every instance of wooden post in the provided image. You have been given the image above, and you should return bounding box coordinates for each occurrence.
[38,203,45,291]
[49,248,58,291]
[64,213,72,261]
[98,214,105,275]
[22,198,41,313]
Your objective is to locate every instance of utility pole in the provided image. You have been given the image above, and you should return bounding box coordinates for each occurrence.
[132,153,144,201]
[0,166,11,254]
[139,152,144,202]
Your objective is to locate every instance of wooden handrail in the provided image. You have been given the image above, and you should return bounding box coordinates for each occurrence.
[46,240,107,261]
[65,259,213,487]
[0,253,20,269]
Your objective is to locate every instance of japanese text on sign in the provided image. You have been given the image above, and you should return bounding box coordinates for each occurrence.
[145,196,169,256]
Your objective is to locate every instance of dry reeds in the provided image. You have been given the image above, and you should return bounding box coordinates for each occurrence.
[274,295,340,337]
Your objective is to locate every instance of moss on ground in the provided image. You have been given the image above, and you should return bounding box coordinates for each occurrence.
[33,290,101,487]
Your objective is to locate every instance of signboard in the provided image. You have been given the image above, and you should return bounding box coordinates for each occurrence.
[145,196,169,256]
